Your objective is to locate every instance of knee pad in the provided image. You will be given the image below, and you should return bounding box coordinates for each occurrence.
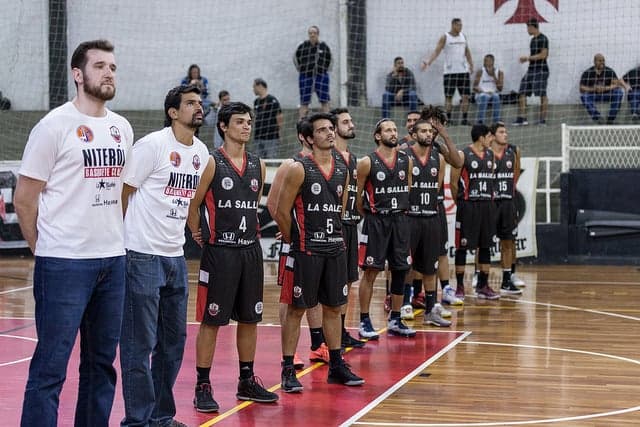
[478,248,491,264]
[390,270,406,295]
[455,249,467,266]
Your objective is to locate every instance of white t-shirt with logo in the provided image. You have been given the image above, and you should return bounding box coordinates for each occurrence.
[122,127,210,256]
[19,101,134,258]
[443,32,470,75]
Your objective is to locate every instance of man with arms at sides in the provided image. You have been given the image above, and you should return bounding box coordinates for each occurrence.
[252,78,283,158]
[450,124,500,300]
[267,119,327,368]
[14,39,134,427]
[421,18,474,125]
[294,25,332,118]
[490,122,523,294]
[119,84,210,427]
[331,107,366,349]
[188,102,278,412]
[513,18,549,126]
[275,113,364,392]
[357,119,415,340]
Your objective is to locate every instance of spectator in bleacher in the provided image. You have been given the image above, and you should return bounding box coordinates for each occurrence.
[621,65,640,122]
[473,54,503,125]
[252,78,283,158]
[579,53,625,124]
[211,90,231,149]
[181,64,211,112]
[421,18,474,126]
[513,18,549,126]
[294,26,332,118]
[381,57,418,119]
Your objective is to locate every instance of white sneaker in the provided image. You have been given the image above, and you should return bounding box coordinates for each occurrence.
[511,274,525,287]
[400,304,414,320]
[424,305,452,327]
[434,303,452,318]
[441,285,464,306]
[387,318,417,337]
[471,272,478,288]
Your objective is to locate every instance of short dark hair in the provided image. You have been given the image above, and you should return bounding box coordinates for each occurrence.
[218,90,229,100]
[301,112,336,141]
[452,18,462,25]
[527,18,539,28]
[394,56,403,63]
[330,107,349,116]
[217,102,253,139]
[471,123,490,142]
[484,54,495,61]
[407,110,421,117]
[253,78,267,89]
[490,121,506,135]
[70,39,114,70]
[164,84,201,127]
[411,119,431,135]
[297,118,311,145]
[309,25,320,34]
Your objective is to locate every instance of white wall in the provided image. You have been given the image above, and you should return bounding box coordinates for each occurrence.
[367,0,640,106]
[0,0,49,110]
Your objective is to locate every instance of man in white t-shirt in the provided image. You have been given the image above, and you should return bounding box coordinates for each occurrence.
[119,85,211,427]
[14,39,134,427]
[421,18,474,125]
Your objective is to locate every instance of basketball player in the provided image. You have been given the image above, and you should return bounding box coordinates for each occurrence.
[188,102,278,412]
[14,40,134,426]
[274,113,364,392]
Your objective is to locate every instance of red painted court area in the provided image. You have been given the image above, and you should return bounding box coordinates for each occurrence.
[0,319,462,426]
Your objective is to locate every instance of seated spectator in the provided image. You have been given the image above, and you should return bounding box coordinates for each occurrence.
[473,54,503,125]
[382,57,418,118]
[181,64,211,111]
[211,90,231,149]
[622,65,640,122]
[579,54,625,124]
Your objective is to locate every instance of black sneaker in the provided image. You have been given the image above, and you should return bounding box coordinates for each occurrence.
[236,376,279,403]
[342,330,366,349]
[281,365,304,393]
[193,382,219,413]
[327,363,365,386]
[163,420,188,427]
[500,281,523,295]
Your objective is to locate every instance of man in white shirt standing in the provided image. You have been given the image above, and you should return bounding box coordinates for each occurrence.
[14,39,134,427]
[422,18,474,125]
[119,85,211,427]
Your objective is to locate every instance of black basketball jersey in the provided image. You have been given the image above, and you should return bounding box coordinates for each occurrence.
[333,148,361,225]
[458,145,494,201]
[363,150,410,214]
[493,144,517,200]
[406,145,440,216]
[291,155,347,255]
[201,149,263,247]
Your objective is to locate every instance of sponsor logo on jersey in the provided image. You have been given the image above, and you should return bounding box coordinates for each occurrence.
[399,170,406,180]
[208,303,220,317]
[376,171,386,181]
[413,166,420,176]
[255,301,263,314]
[223,232,235,241]
[250,178,259,192]
[471,160,478,169]
[170,151,181,167]
[109,126,121,144]
[487,160,493,168]
[222,177,234,190]
[343,285,348,296]
[431,167,438,177]
[293,286,302,298]
[506,160,513,169]
[314,231,325,239]
[192,154,201,170]
[311,182,321,195]
[353,169,358,180]
[366,256,374,265]
[77,125,93,143]
[336,184,343,197]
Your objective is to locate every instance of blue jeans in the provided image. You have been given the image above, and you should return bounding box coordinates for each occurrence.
[120,251,188,427]
[580,88,624,121]
[628,89,640,116]
[475,92,501,124]
[21,256,125,427]
[382,90,418,119]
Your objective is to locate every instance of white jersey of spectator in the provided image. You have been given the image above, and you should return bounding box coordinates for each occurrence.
[19,101,133,258]
[443,32,470,74]
[478,66,500,93]
[122,127,209,256]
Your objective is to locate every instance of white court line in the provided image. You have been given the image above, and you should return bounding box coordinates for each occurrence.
[341,331,472,427]
[535,280,640,286]
[0,285,33,296]
[0,334,37,367]
[511,298,640,322]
